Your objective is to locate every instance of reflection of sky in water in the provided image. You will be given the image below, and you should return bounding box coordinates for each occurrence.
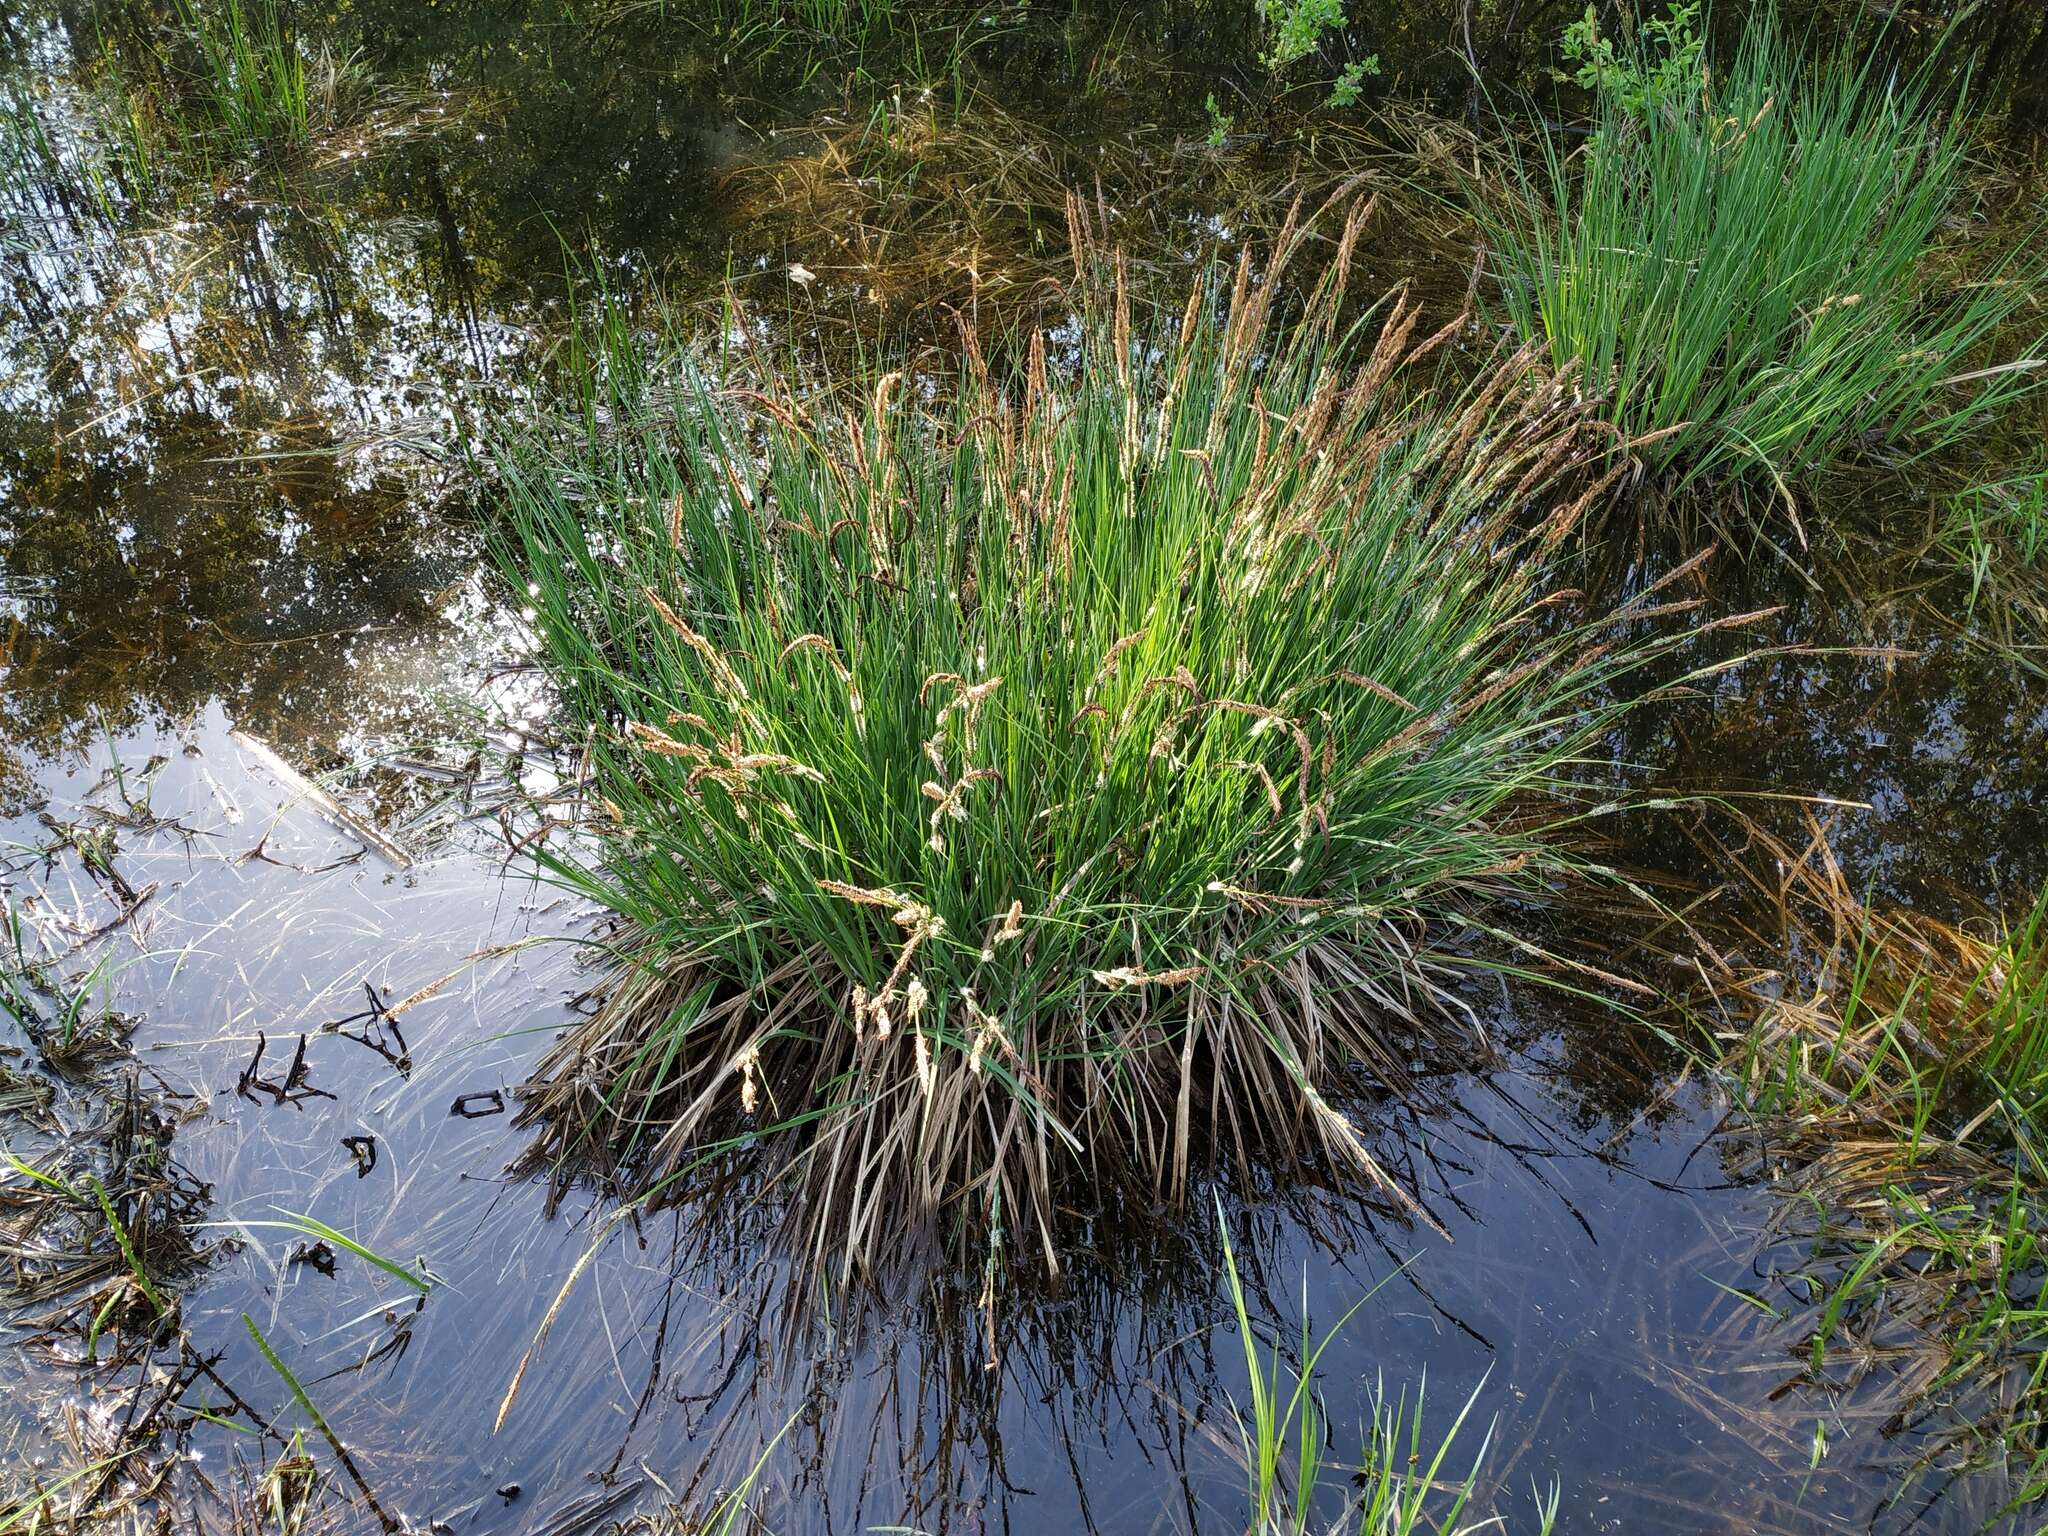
[10,711,1947,1535]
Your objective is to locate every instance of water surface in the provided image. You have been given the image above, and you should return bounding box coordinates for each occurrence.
[4,3,2046,1531]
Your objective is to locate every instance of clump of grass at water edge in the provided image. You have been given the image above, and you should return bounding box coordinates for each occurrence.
[1694,827,2048,1518]
[490,201,1740,1295]
[1471,4,2045,535]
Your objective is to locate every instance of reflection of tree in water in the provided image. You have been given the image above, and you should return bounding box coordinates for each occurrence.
[0,198,482,755]
[0,0,745,761]
[0,412,452,754]
[308,0,730,280]
[1597,552,2048,923]
[9,0,2042,767]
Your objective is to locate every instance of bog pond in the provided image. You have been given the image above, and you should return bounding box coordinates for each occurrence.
[3,3,2046,1534]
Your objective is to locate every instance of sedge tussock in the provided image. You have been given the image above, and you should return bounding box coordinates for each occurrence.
[1470,6,2045,528]
[493,205,1717,1293]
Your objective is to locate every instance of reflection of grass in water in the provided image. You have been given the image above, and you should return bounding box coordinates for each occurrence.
[0,78,144,234]
[671,0,993,87]
[492,203,1727,1297]
[0,1066,53,1125]
[508,1178,1551,1533]
[1472,6,2045,531]
[572,1408,797,1535]
[1695,823,2048,1516]
[0,899,135,1074]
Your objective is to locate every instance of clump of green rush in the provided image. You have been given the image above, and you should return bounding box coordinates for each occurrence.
[494,199,1727,1291]
[1474,4,2044,530]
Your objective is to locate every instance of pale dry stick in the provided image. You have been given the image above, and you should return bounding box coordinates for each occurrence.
[230,732,411,868]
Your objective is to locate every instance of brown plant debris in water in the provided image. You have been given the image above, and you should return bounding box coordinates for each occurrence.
[1,1071,212,1340]
[718,97,1466,338]
[1679,812,2048,1501]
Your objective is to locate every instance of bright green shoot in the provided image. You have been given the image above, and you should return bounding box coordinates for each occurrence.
[207,1210,435,1292]
[1475,5,2045,529]
[1973,885,2048,1113]
[1217,1207,1398,1529]
[244,1315,398,1527]
[86,1173,171,1321]
[1214,1208,1552,1535]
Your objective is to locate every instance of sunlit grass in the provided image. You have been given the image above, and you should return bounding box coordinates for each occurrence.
[1474,7,2044,531]
[1,0,378,236]
[0,79,136,234]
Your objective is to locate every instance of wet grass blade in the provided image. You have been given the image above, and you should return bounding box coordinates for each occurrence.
[243,1314,398,1532]
[85,1173,169,1319]
[701,1408,802,1534]
[0,1456,126,1533]
[241,1211,434,1292]
[1,1147,79,1200]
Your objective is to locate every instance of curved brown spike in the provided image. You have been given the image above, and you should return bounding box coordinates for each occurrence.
[870,371,903,438]
[1219,249,1253,380]
[1335,193,1368,291]
[1538,458,1633,555]
[1264,185,1309,282]
[1023,328,1047,422]
[1176,271,1204,355]
[951,303,990,390]
[1403,309,1468,371]
[1505,429,1585,509]
[1348,290,1422,411]
[1112,248,1131,390]
[1063,189,1087,286]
